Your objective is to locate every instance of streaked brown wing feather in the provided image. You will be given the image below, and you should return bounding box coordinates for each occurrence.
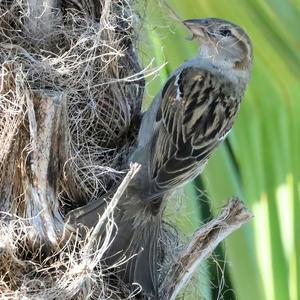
[149,66,240,195]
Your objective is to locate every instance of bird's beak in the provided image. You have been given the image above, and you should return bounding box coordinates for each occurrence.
[183,19,209,41]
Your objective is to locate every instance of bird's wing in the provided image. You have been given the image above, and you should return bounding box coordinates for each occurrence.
[147,66,239,197]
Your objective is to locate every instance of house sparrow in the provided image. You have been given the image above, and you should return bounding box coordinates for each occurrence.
[66,18,253,299]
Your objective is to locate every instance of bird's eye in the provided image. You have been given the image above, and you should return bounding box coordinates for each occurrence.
[219,29,231,37]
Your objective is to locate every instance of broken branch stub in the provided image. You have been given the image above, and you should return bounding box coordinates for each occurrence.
[160,198,253,300]
[23,91,66,247]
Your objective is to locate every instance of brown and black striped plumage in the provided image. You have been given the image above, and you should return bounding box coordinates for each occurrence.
[67,18,253,299]
[133,67,242,201]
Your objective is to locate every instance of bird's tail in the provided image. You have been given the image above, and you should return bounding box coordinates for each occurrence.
[66,195,160,299]
[108,214,160,299]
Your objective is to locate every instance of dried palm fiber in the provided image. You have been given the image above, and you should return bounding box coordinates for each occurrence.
[0,0,147,298]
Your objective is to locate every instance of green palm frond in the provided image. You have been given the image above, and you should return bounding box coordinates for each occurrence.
[141,1,300,299]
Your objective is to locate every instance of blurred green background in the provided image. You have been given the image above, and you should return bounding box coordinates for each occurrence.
[140,0,300,299]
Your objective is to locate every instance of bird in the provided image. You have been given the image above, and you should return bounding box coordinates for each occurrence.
[66,18,253,299]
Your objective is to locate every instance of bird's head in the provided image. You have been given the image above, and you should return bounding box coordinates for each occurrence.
[183,18,252,71]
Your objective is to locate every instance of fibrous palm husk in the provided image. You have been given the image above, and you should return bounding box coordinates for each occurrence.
[0,0,146,298]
